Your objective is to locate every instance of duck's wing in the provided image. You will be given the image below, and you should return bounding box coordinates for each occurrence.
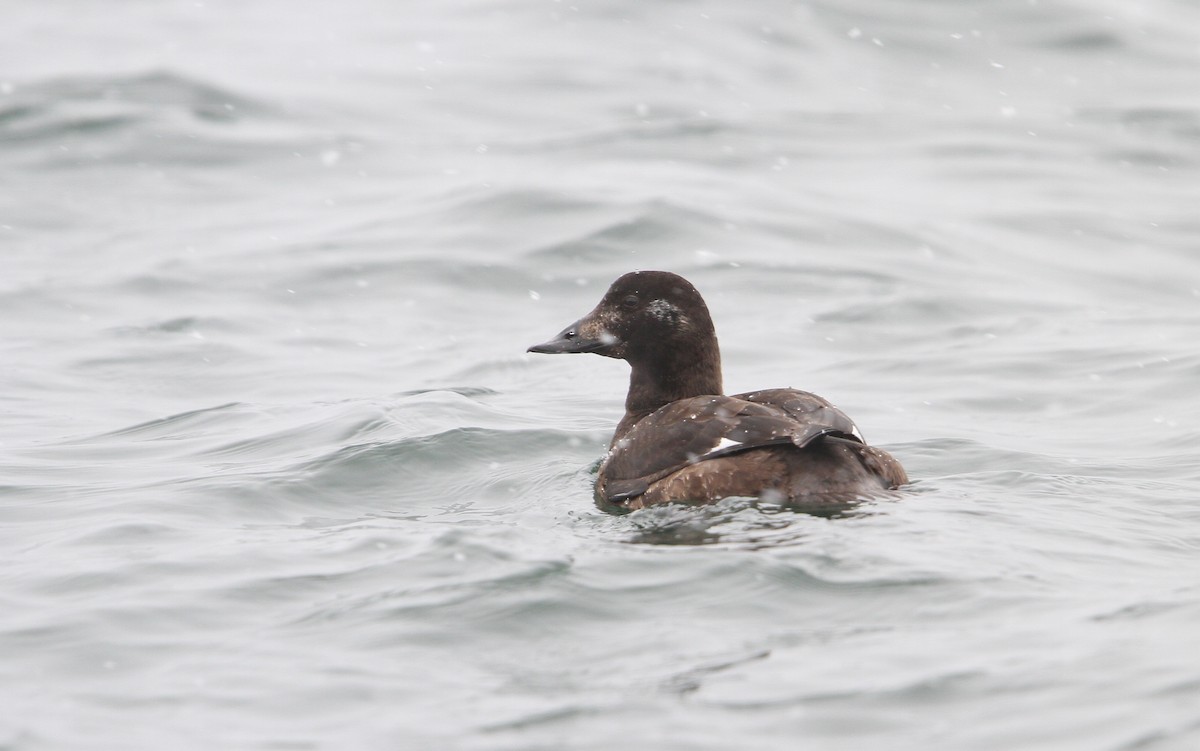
[600,393,861,503]
[734,388,866,443]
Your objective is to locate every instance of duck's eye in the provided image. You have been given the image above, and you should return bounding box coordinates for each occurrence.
[621,294,639,310]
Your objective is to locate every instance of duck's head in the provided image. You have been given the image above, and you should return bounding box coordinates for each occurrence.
[527,270,716,364]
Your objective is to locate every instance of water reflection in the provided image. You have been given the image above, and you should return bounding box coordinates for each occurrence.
[620,495,886,547]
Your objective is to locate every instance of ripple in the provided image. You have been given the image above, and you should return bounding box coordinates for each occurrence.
[0,70,337,168]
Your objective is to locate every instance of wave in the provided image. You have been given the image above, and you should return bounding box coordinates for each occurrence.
[0,70,352,168]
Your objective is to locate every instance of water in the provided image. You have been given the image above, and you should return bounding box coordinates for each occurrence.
[2,1,1199,748]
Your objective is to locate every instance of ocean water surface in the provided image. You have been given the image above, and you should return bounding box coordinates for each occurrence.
[2,1,1199,749]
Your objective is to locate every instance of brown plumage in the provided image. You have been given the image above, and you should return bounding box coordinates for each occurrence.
[528,271,907,511]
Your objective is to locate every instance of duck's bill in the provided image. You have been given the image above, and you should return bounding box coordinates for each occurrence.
[527,318,618,354]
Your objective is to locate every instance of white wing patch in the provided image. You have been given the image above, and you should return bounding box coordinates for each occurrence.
[709,437,741,455]
[697,436,743,460]
[850,425,864,441]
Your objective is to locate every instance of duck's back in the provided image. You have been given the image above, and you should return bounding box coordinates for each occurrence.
[598,388,906,510]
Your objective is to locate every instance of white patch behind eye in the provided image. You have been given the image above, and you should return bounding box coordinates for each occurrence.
[647,298,684,324]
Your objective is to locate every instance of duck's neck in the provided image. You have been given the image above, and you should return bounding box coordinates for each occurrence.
[614,340,723,444]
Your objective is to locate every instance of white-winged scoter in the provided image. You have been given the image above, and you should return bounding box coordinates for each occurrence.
[528,270,907,511]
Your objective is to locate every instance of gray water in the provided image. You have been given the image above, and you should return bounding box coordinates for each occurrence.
[3,1,1200,749]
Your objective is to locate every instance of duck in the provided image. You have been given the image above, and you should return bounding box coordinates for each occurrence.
[528,270,907,511]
